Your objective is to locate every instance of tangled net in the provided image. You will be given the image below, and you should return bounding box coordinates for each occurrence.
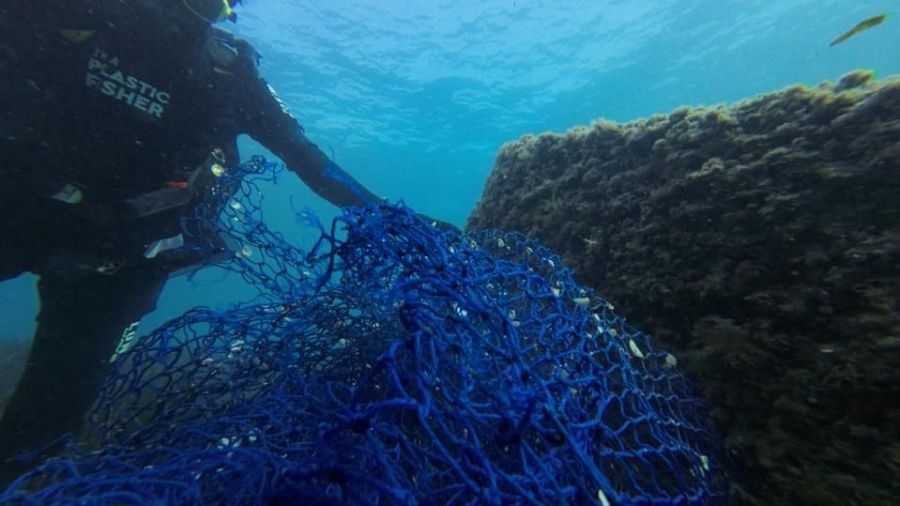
[1,157,727,505]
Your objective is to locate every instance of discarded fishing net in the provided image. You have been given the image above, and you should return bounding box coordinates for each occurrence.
[0,157,727,505]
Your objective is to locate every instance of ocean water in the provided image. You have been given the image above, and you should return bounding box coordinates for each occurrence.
[1,0,898,390]
[1,1,899,502]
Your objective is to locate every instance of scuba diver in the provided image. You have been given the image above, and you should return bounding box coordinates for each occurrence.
[0,0,456,482]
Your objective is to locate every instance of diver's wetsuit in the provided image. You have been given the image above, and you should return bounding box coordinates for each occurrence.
[0,0,379,479]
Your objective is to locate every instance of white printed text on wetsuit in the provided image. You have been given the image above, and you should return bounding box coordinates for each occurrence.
[84,48,171,119]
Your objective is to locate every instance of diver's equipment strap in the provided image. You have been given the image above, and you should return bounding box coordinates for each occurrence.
[123,147,233,274]
[125,187,194,218]
[204,27,260,74]
[144,233,185,259]
[123,145,228,219]
[233,37,260,66]
[204,30,239,73]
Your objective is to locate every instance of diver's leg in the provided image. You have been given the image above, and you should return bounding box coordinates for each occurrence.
[0,263,168,483]
[0,203,40,283]
[0,204,37,432]
[0,242,29,435]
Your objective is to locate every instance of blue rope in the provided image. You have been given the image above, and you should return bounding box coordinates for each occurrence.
[1,157,727,505]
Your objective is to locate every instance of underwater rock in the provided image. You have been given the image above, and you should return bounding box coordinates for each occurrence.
[468,69,900,506]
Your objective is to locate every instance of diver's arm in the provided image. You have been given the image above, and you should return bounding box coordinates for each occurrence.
[233,49,460,232]
[257,115,381,209]
[238,69,380,208]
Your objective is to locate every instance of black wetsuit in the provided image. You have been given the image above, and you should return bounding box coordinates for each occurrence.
[0,0,379,479]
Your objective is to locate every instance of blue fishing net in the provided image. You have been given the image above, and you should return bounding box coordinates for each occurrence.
[0,157,727,505]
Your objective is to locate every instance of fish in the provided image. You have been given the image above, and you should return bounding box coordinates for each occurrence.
[830,14,888,46]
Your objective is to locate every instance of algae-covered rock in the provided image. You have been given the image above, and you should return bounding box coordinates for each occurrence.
[467,70,900,506]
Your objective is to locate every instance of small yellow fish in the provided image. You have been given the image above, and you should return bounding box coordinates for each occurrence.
[830,14,888,46]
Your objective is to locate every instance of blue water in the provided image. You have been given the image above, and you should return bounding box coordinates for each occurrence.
[1,0,897,350]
